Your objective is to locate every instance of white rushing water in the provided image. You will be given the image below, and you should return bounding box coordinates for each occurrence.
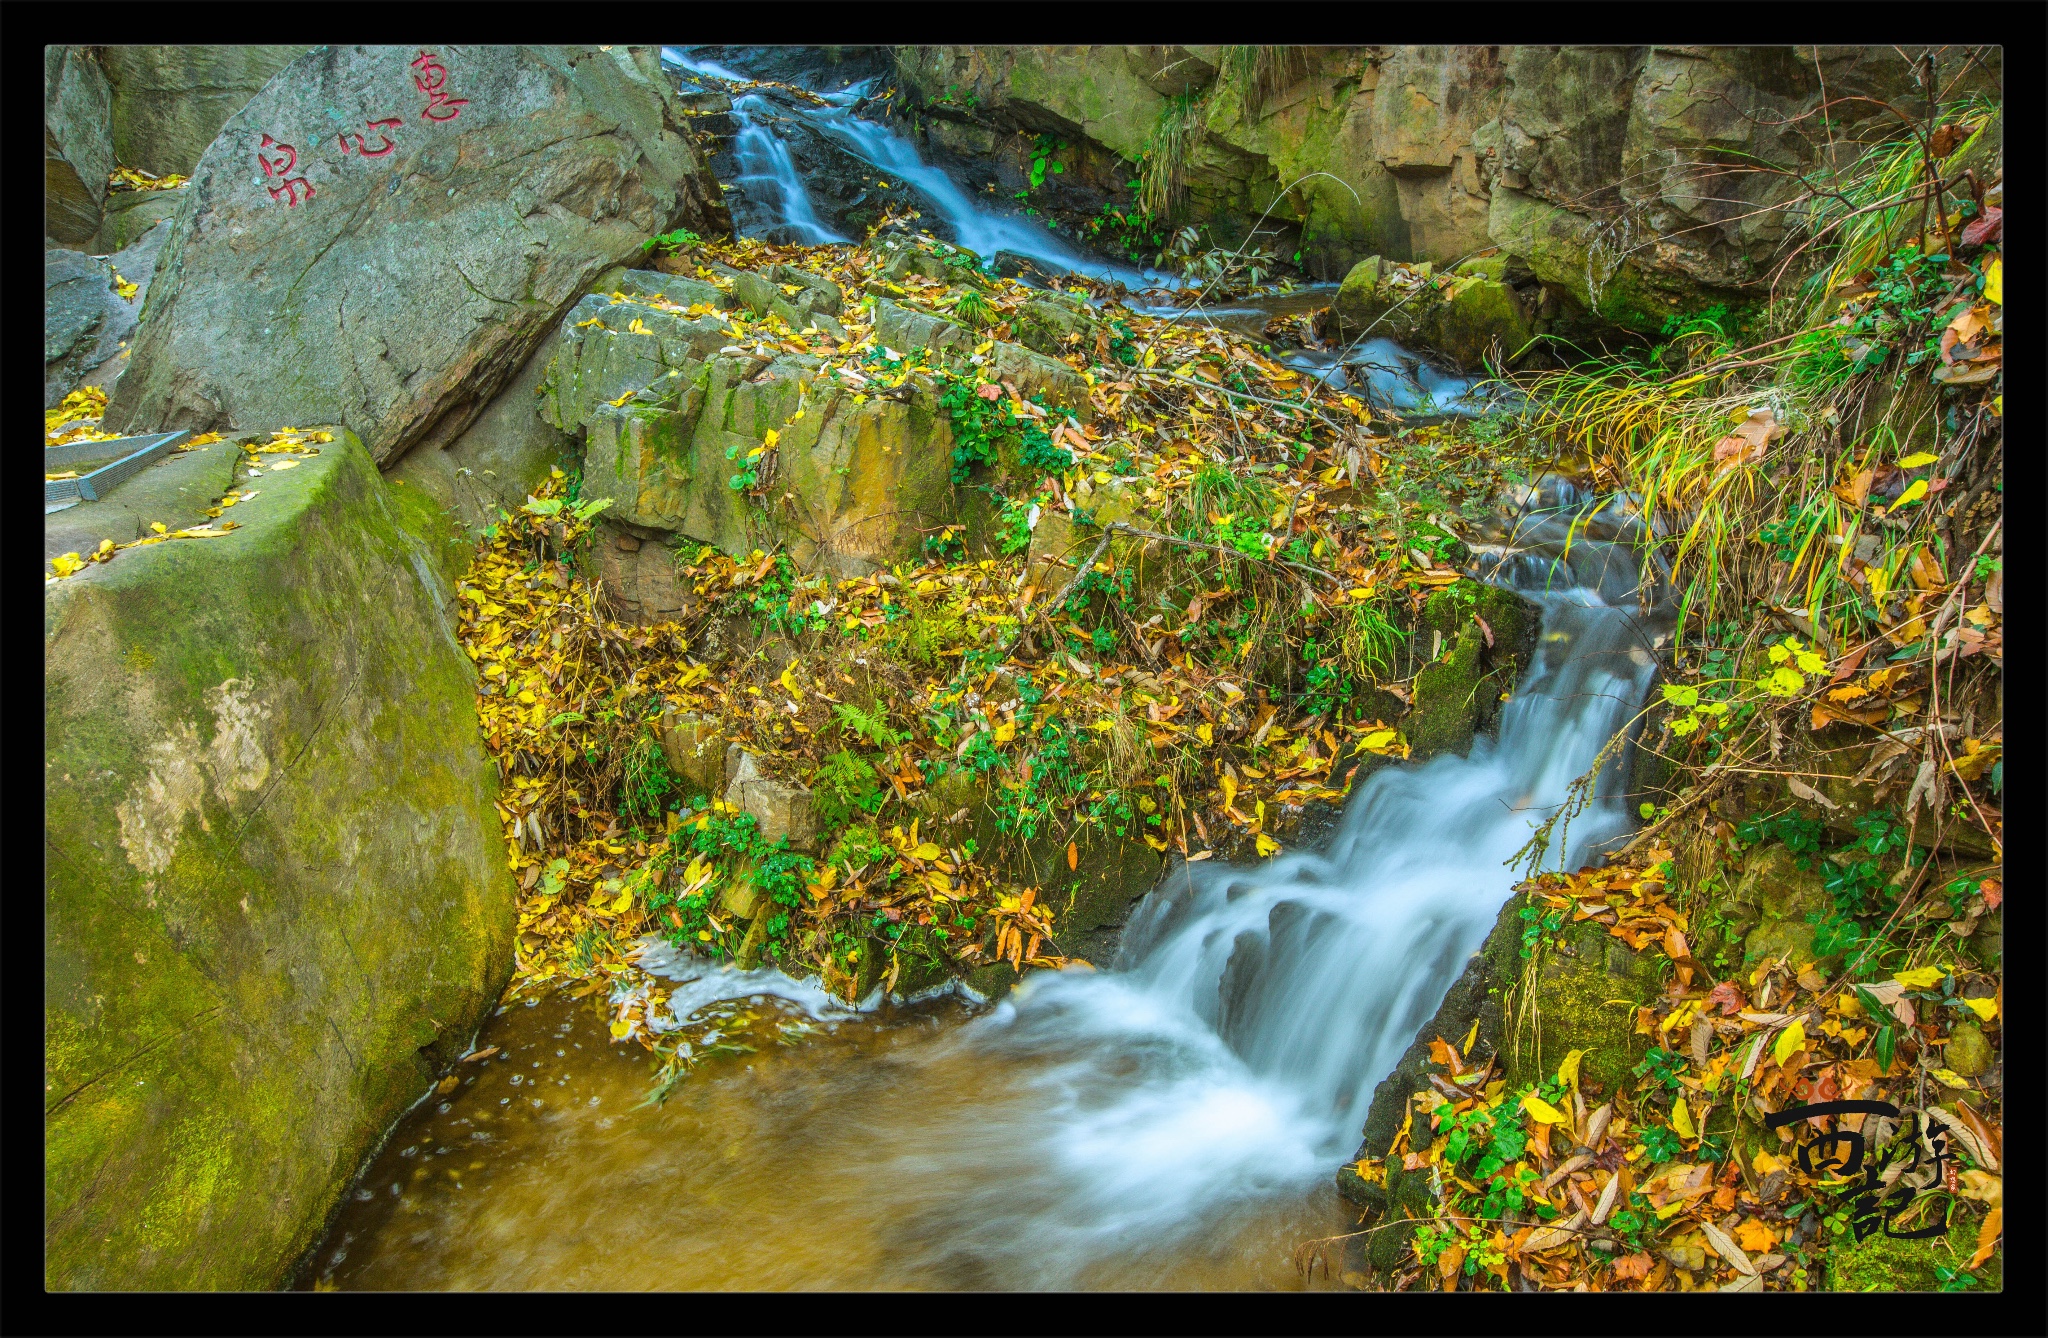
[878,525,1659,1284]
[727,91,851,247]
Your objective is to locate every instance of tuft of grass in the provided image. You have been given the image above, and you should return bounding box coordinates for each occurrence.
[952,287,994,329]
[620,730,677,818]
[1138,93,1204,223]
[1794,96,1999,319]
[1220,46,1309,118]
[1339,599,1405,682]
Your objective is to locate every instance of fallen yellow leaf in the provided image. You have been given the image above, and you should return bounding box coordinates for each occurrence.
[1773,1019,1807,1067]
[1734,1219,1777,1254]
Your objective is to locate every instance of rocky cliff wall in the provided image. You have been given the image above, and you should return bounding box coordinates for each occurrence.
[890,45,1999,332]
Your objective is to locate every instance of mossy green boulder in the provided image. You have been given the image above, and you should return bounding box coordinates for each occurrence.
[1334,255,1537,369]
[44,429,515,1290]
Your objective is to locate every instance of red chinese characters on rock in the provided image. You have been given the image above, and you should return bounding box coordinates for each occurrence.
[411,51,469,122]
[338,117,403,157]
[257,133,314,207]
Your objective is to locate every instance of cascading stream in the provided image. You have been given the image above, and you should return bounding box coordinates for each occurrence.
[312,473,1663,1291]
[664,45,1507,416]
[728,92,850,247]
[814,511,1664,1286]
[667,49,1163,287]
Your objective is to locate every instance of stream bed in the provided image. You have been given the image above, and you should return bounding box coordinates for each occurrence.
[303,987,1342,1291]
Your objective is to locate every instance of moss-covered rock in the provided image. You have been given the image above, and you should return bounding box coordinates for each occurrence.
[44,430,515,1290]
[1347,892,1524,1186]
[1944,1021,1993,1078]
[1708,843,1839,971]
[1826,1215,2000,1292]
[1504,915,1664,1095]
[1341,879,1663,1218]
[1012,296,1100,359]
[1334,255,1537,368]
[1404,581,1535,759]
[1424,259,1539,367]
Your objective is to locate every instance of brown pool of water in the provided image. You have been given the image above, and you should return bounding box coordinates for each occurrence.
[303,987,1349,1291]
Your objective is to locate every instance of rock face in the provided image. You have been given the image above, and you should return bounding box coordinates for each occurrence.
[99,45,310,179]
[95,189,186,255]
[46,47,115,247]
[45,222,178,406]
[45,251,133,407]
[891,45,1999,333]
[387,322,580,534]
[44,430,516,1290]
[106,45,731,468]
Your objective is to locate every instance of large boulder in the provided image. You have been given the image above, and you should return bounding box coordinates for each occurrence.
[105,45,731,468]
[545,281,966,583]
[44,428,515,1290]
[99,45,310,179]
[46,47,114,247]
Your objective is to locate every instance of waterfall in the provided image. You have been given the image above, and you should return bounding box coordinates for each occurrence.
[728,92,851,247]
[662,48,1167,288]
[824,487,1666,1286]
[660,45,1511,416]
